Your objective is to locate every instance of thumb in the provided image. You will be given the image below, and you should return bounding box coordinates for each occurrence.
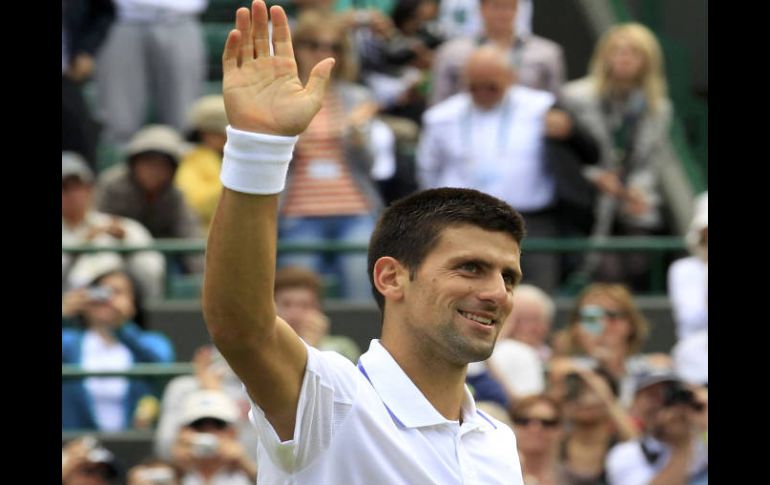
[305,58,336,101]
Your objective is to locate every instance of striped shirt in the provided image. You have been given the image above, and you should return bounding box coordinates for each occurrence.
[282,92,370,217]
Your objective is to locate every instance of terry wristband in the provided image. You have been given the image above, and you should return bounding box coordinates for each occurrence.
[220,125,299,194]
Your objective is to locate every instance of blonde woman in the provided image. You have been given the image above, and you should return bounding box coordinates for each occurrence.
[551,283,670,406]
[560,23,673,290]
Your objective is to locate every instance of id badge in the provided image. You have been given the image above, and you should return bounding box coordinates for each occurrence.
[307,159,341,180]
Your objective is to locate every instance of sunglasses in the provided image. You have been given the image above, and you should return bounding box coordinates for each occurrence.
[189,417,228,431]
[580,306,627,321]
[297,39,343,54]
[513,417,560,428]
[469,83,503,94]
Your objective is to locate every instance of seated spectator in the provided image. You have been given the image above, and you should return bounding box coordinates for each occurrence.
[94,125,203,273]
[606,371,708,485]
[171,390,257,484]
[175,95,228,235]
[62,436,121,485]
[498,284,554,362]
[668,191,708,341]
[155,346,258,464]
[63,151,166,300]
[555,365,638,484]
[127,458,181,485]
[62,269,175,431]
[274,266,362,361]
[510,394,566,485]
[551,283,670,406]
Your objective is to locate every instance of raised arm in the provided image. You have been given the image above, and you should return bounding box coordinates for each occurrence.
[201,0,333,441]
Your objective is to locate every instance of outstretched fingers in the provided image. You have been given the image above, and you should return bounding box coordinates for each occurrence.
[253,0,270,57]
[222,29,242,73]
[235,7,255,63]
[269,5,295,60]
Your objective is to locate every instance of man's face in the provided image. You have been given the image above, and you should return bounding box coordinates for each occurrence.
[131,154,175,194]
[512,401,561,455]
[504,294,550,346]
[275,286,321,331]
[400,224,521,365]
[465,57,513,110]
[480,0,518,36]
[62,176,92,221]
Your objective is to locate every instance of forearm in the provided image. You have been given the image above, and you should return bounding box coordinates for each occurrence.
[203,189,280,345]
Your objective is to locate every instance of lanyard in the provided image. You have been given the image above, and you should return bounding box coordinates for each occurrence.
[462,91,515,161]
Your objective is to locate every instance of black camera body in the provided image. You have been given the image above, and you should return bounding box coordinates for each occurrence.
[662,381,698,408]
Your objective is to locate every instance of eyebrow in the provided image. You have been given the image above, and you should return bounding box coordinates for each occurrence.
[450,257,522,286]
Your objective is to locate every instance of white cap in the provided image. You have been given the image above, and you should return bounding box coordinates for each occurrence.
[181,390,239,425]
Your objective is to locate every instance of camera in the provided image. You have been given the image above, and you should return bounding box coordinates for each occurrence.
[564,372,583,401]
[190,433,220,458]
[87,286,113,301]
[134,467,177,485]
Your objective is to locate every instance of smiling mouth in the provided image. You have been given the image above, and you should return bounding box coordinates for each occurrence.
[458,310,496,326]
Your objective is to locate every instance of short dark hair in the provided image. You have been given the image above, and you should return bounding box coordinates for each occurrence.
[367,188,526,310]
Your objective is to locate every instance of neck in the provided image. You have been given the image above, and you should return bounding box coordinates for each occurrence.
[488,30,515,47]
[380,332,467,421]
[522,451,556,477]
[88,323,117,343]
[62,211,87,228]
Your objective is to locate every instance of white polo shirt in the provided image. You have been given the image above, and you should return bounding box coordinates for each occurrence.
[248,339,524,485]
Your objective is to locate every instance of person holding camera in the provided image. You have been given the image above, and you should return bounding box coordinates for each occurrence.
[62,436,121,485]
[171,390,257,485]
[605,371,708,485]
[62,269,175,431]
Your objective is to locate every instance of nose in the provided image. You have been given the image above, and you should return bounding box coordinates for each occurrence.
[477,273,511,307]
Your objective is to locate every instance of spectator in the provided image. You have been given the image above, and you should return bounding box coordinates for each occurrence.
[63,151,166,300]
[94,125,203,273]
[62,436,121,485]
[154,346,257,465]
[551,283,669,406]
[437,0,532,40]
[498,284,554,361]
[175,95,228,235]
[62,269,175,431]
[560,23,673,291]
[556,366,638,484]
[276,9,395,301]
[606,371,708,485]
[417,44,566,291]
[62,0,115,169]
[510,394,566,485]
[94,0,208,145]
[668,191,708,340]
[274,266,362,361]
[430,0,565,104]
[171,390,257,484]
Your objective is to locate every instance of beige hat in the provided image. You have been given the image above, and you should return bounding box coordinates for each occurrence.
[125,125,185,163]
[62,151,94,183]
[181,390,239,426]
[188,95,228,134]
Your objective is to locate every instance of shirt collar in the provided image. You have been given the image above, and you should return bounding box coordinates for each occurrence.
[358,339,495,431]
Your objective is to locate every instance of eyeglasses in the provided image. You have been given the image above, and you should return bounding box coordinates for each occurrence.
[297,39,343,54]
[513,417,560,428]
[579,306,628,322]
[189,417,228,431]
[469,83,503,94]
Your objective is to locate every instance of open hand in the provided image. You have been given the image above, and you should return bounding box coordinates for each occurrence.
[222,0,335,136]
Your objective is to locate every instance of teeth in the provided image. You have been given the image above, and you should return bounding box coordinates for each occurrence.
[460,311,493,326]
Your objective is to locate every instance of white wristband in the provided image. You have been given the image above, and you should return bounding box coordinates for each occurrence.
[220,126,298,194]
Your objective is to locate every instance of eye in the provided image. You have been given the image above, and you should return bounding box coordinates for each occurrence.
[502,273,517,288]
[458,262,480,273]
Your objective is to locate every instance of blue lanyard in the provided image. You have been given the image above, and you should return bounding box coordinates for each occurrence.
[462,91,515,160]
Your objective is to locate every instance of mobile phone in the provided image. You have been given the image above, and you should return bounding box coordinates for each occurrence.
[87,286,113,301]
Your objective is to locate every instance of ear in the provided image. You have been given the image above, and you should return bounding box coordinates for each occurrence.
[372,256,408,303]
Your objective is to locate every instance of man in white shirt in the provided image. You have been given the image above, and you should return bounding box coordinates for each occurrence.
[202,3,526,483]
